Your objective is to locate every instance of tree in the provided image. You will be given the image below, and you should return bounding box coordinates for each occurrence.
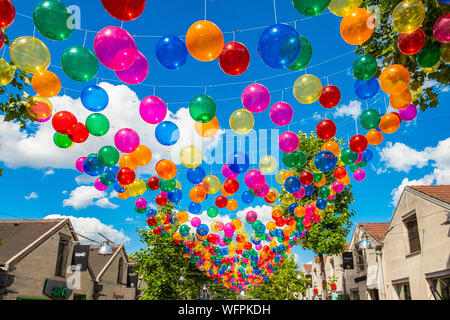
[359,0,449,111]
[279,131,355,300]
[250,255,311,300]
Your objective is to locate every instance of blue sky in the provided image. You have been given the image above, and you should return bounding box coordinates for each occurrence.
[0,0,449,267]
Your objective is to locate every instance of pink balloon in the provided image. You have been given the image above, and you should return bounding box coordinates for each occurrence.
[94,178,108,191]
[37,114,52,123]
[244,169,266,189]
[75,157,86,172]
[191,217,201,227]
[115,51,149,84]
[305,204,315,216]
[354,152,363,164]
[332,180,344,193]
[114,128,140,153]
[270,102,293,126]
[433,13,450,43]
[135,197,147,209]
[255,244,262,251]
[278,131,299,153]
[292,186,306,199]
[253,183,269,197]
[399,104,418,121]
[241,83,270,113]
[245,210,258,223]
[353,168,366,181]
[94,26,137,70]
[222,164,238,179]
[139,96,167,124]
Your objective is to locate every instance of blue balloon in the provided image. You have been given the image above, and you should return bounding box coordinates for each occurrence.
[187,166,206,184]
[362,149,373,162]
[155,121,180,146]
[81,85,108,112]
[146,208,157,217]
[104,165,120,183]
[227,152,250,174]
[167,188,183,203]
[355,77,379,100]
[258,24,301,69]
[284,176,301,193]
[197,224,209,236]
[316,198,328,210]
[314,151,338,173]
[155,35,188,70]
[241,190,255,204]
[304,184,314,196]
[113,182,125,193]
[188,202,201,214]
[288,203,299,214]
[83,156,104,176]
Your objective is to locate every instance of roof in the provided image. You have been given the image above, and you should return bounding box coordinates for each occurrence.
[0,219,65,265]
[88,244,123,278]
[408,185,450,205]
[303,264,312,274]
[358,223,390,244]
[313,255,327,265]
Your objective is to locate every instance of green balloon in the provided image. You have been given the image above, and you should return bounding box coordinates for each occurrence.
[53,132,72,148]
[100,173,115,186]
[348,163,359,172]
[360,109,380,130]
[288,36,312,71]
[249,188,256,197]
[282,150,307,168]
[159,179,176,192]
[358,161,368,168]
[416,43,441,68]
[85,113,109,136]
[98,146,119,166]
[61,46,98,82]
[291,0,331,17]
[33,0,74,41]
[341,148,358,165]
[180,224,190,234]
[353,55,378,81]
[319,186,330,198]
[135,207,147,213]
[224,237,233,244]
[207,206,219,218]
[313,172,323,183]
[189,95,216,123]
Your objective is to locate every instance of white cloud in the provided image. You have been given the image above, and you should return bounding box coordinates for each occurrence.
[62,190,68,195]
[378,142,430,173]
[125,217,134,222]
[294,253,300,263]
[62,185,118,210]
[44,169,55,176]
[75,175,97,185]
[390,175,435,206]
[44,214,130,244]
[333,100,362,120]
[312,112,324,121]
[25,192,38,200]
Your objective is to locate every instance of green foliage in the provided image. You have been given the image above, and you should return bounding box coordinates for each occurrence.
[358,1,449,111]
[250,255,311,300]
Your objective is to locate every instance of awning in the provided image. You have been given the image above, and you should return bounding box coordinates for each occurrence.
[366,265,378,289]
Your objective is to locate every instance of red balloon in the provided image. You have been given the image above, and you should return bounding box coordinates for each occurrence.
[147,216,157,227]
[0,0,15,28]
[153,226,162,235]
[101,0,146,21]
[117,167,135,185]
[223,178,240,194]
[52,111,77,135]
[397,28,426,55]
[218,41,250,76]
[207,234,217,244]
[316,119,337,140]
[319,85,341,109]
[334,166,347,180]
[68,123,89,143]
[147,176,160,190]
[299,171,314,185]
[155,193,168,206]
[349,134,368,153]
[275,217,285,227]
[215,195,228,208]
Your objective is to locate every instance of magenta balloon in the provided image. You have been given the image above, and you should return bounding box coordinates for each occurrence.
[37,115,52,123]
[94,178,109,191]
[292,186,306,199]
[304,204,315,216]
[114,128,140,153]
[270,102,293,126]
[94,26,137,70]
[433,14,450,43]
[253,183,269,197]
[241,83,270,113]
[244,169,266,189]
[115,51,149,84]
[278,131,299,153]
[332,180,344,193]
[353,169,366,181]
[255,244,262,250]
[222,163,238,179]
[139,96,167,124]
[135,197,147,209]
[191,217,201,227]
[399,104,418,121]
[354,152,363,164]
[76,157,86,172]
[246,210,258,223]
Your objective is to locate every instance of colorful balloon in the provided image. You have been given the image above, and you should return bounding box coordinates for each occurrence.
[341,148,358,164]
[202,175,221,194]
[340,8,374,45]
[185,20,224,62]
[269,102,293,126]
[349,135,368,153]
[10,36,50,74]
[279,131,299,153]
[316,119,337,140]
[259,155,277,174]
[180,145,203,168]
[293,74,322,104]
[81,85,109,112]
[360,109,380,130]
[328,0,362,16]
[353,55,377,81]
[156,159,177,180]
[53,132,73,149]
[397,28,426,55]
[392,0,425,34]
[115,50,149,84]
[241,83,270,113]
[155,35,187,69]
[244,170,266,190]
[189,95,217,123]
[98,146,120,166]
[379,113,401,134]
[314,151,338,172]
[26,95,52,121]
[322,141,340,157]
[416,43,441,68]
[85,113,110,136]
[399,104,418,121]
[366,129,384,145]
[288,35,312,71]
[83,155,104,176]
[229,109,254,135]
[355,77,379,99]
[195,117,219,138]
[292,0,331,17]
[155,121,180,146]
[101,0,145,21]
[114,128,140,153]
[140,96,167,124]
[33,0,73,41]
[130,145,152,167]
[390,89,412,110]
[31,71,61,98]
[62,46,98,82]
[0,0,15,28]
[0,59,14,86]
[68,122,89,143]
[227,152,250,174]
[319,85,341,109]
[219,41,250,76]
[187,166,206,184]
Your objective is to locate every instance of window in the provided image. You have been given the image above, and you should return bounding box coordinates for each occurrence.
[404,215,421,254]
[431,277,450,300]
[55,234,71,277]
[117,257,124,285]
[351,290,360,300]
[356,249,365,271]
[395,283,411,300]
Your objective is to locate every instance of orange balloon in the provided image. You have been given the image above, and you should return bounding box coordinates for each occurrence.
[379,113,401,134]
[195,117,219,138]
[283,226,294,237]
[176,211,189,224]
[272,207,283,218]
[379,64,411,95]
[322,141,340,157]
[119,154,137,170]
[266,221,276,231]
[189,186,207,203]
[227,199,238,211]
[31,70,61,97]
[221,183,233,197]
[340,8,375,45]
[156,159,177,180]
[366,129,384,145]
[390,89,412,110]
[281,170,294,184]
[340,175,351,186]
[294,206,305,218]
[185,20,224,62]
[231,218,242,229]
[314,175,327,188]
[264,190,278,203]
[117,188,130,200]
[130,145,152,167]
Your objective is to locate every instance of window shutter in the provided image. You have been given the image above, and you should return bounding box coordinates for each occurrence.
[406,218,420,253]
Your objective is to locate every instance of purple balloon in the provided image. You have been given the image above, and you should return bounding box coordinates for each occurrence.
[254,183,269,197]
[114,128,140,153]
[241,83,270,113]
[270,102,293,126]
[433,14,450,43]
[115,51,149,84]
[278,131,299,153]
[353,169,366,181]
[140,96,167,124]
[76,157,86,172]
[292,186,306,199]
[354,152,363,164]
[244,169,266,189]
[399,104,418,121]
[94,26,138,71]
[135,197,148,209]
[222,163,238,179]
[94,178,108,191]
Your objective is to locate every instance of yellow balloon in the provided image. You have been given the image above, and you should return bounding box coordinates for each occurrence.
[275,169,287,184]
[309,159,321,173]
[211,221,223,233]
[266,221,276,232]
[175,180,182,189]
[282,193,295,206]
[26,95,53,121]
[328,0,362,16]
[229,109,254,135]
[408,81,422,101]
[0,59,15,86]
[293,74,322,104]
[201,175,221,194]
[259,155,277,174]
[441,43,450,64]
[185,20,224,62]
[392,0,425,34]
[180,145,203,168]
[10,36,51,74]
[421,60,441,73]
